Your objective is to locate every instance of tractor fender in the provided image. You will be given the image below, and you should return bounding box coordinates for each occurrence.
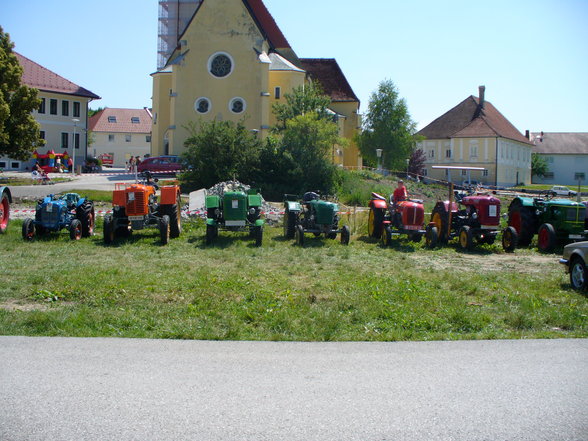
[369,198,387,210]
[247,193,263,207]
[254,219,265,227]
[285,200,301,212]
[1,186,12,203]
[75,197,87,208]
[511,196,535,208]
[160,186,179,205]
[205,195,220,209]
[206,218,218,227]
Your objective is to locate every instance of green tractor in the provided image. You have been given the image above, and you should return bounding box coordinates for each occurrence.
[205,185,264,246]
[507,192,587,252]
[283,192,350,246]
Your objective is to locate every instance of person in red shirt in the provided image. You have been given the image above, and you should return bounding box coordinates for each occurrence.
[392,180,408,204]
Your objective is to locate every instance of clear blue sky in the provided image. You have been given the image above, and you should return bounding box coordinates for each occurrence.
[3,0,587,132]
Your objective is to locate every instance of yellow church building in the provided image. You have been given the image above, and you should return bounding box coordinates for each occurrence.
[151,0,362,167]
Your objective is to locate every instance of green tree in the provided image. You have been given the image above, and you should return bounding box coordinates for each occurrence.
[180,120,261,190]
[0,26,42,160]
[272,82,332,132]
[358,79,417,170]
[408,148,426,175]
[531,153,549,178]
[88,107,104,118]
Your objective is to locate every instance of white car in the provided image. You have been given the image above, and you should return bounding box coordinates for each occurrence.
[550,186,577,197]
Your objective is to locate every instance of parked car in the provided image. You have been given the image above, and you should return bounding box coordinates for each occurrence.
[560,241,588,291]
[137,155,183,174]
[550,186,577,197]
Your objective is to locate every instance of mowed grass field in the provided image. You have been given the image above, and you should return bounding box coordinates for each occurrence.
[1,215,586,341]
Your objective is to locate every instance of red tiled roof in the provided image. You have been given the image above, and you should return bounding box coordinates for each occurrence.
[417,95,532,145]
[299,58,359,103]
[89,108,152,134]
[15,52,100,100]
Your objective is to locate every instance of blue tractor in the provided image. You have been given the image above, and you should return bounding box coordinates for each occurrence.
[22,193,95,241]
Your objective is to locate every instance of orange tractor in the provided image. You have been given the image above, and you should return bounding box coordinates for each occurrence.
[368,192,428,245]
[103,172,182,245]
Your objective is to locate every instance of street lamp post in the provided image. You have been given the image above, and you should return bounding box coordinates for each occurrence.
[72,118,80,174]
[406,158,410,178]
[376,149,383,173]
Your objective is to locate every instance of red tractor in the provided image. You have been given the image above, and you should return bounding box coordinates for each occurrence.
[368,192,427,246]
[427,191,516,251]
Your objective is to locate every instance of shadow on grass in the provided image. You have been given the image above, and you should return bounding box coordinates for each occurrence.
[193,232,261,249]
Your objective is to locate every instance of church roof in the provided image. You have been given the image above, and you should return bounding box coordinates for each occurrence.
[299,58,359,103]
[15,52,100,100]
[268,53,304,72]
[417,92,532,145]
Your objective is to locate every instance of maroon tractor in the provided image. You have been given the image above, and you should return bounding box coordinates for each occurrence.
[368,192,428,246]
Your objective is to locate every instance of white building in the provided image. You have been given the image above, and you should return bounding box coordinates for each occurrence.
[531,132,588,186]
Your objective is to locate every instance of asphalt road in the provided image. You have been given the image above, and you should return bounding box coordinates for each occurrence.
[1,337,586,441]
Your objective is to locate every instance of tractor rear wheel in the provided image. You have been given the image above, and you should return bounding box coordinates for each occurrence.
[502,226,518,252]
[159,214,170,245]
[458,225,473,250]
[368,207,385,239]
[76,201,95,237]
[167,203,182,238]
[295,224,305,246]
[0,190,9,234]
[341,225,350,245]
[508,199,536,247]
[425,225,438,248]
[22,218,35,241]
[537,223,556,253]
[431,204,449,244]
[103,215,114,244]
[255,225,263,247]
[569,257,587,291]
[283,210,297,239]
[69,219,82,241]
[381,226,392,247]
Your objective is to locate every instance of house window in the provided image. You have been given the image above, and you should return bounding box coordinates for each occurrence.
[422,168,428,176]
[131,117,140,124]
[108,134,115,142]
[50,99,57,115]
[461,170,467,176]
[470,145,478,158]
[430,150,435,158]
[194,97,211,114]
[62,100,69,116]
[61,132,69,149]
[208,52,233,78]
[73,102,80,118]
[146,135,151,143]
[483,170,489,177]
[74,133,80,149]
[445,149,451,158]
[229,97,246,114]
[575,172,586,181]
[544,172,554,179]
[275,87,281,99]
[40,131,45,140]
[125,135,131,142]
[0,161,5,168]
[108,116,117,123]
[39,98,46,114]
[11,162,20,169]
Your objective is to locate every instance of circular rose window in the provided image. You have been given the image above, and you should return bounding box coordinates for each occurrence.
[229,97,246,114]
[208,53,233,78]
[194,97,211,114]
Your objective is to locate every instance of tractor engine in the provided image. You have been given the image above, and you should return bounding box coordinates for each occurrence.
[35,196,71,228]
[460,195,501,228]
[395,200,425,230]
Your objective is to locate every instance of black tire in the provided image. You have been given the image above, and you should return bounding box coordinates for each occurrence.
[103,215,114,244]
[368,206,385,239]
[537,223,556,253]
[502,226,518,253]
[159,214,170,245]
[255,225,263,247]
[569,257,587,291]
[76,200,95,237]
[205,224,216,245]
[22,218,35,241]
[295,224,305,246]
[69,219,82,241]
[425,225,438,248]
[508,199,536,247]
[167,203,182,238]
[458,225,473,250]
[0,190,9,234]
[283,211,297,239]
[381,226,392,247]
[341,225,350,245]
[431,203,450,244]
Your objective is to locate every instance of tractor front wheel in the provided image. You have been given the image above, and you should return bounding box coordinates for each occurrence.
[425,225,438,248]
[569,257,587,291]
[537,223,556,253]
[381,226,392,247]
[458,225,473,250]
[167,203,182,238]
[76,200,95,237]
[103,215,114,244]
[283,210,297,239]
[0,190,9,234]
[159,215,170,245]
[205,224,217,245]
[255,225,263,247]
[22,218,35,241]
[69,219,82,241]
[368,207,385,239]
[341,225,350,245]
[431,204,449,244]
[295,224,305,246]
[502,226,518,253]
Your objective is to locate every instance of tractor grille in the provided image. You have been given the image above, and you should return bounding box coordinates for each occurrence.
[126,191,146,216]
[41,204,60,225]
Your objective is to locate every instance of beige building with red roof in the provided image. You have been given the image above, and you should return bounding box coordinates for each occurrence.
[0,52,100,172]
[416,86,533,187]
[89,108,153,168]
[151,0,361,167]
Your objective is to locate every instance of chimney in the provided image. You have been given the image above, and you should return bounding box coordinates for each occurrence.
[478,85,485,108]
[525,130,530,139]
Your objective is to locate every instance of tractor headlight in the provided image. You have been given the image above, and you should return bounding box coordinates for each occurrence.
[214,208,220,217]
[472,212,478,220]
[536,210,541,216]
[249,208,256,215]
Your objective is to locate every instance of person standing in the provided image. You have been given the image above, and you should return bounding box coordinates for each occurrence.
[129,156,136,174]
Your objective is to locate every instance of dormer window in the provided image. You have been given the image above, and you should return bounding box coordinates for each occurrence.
[108,116,117,123]
[131,117,140,124]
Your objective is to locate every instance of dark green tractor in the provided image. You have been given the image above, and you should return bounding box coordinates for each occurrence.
[507,192,587,252]
[283,192,350,246]
[205,186,264,246]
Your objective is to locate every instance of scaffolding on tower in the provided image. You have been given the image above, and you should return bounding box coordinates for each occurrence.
[158,0,201,70]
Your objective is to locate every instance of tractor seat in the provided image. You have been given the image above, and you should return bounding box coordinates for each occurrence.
[303,192,320,202]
